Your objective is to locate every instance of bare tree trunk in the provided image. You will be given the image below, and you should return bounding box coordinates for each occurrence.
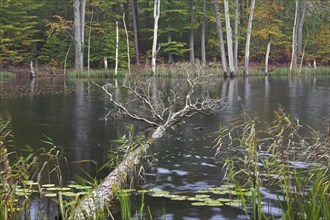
[104,57,108,78]
[243,0,256,77]
[130,0,140,66]
[201,0,206,65]
[115,21,119,76]
[189,1,195,64]
[64,45,71,76]
[151,0,160,76]
[290,0,299,71]
[265,42,271,75]
[123,13,131,75]
[73,143,150,219]
[30,61,36,79]
[168,31,174,63]
[73,0,86,71]
[87,8,93,77]
[234,0,239,73]
[224,0,235,77]
[290,0,307,72]
[214,0,228,77]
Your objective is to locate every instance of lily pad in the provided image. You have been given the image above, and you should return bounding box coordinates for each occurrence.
[42,184,55,188]
[191,202,207,206]
[44,193,57,197]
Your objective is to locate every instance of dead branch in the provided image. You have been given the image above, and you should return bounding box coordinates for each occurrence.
[96,66,225,139]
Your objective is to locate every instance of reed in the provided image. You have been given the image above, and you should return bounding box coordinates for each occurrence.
[214,110,330,219]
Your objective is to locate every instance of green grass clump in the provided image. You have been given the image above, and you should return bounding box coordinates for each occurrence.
[0,71,14,80]
[214,110,330,219]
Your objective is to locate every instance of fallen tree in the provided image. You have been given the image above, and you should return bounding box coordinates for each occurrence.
[73,66,225,219]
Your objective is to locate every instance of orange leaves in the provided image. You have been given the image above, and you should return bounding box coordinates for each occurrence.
[45,15,73,35]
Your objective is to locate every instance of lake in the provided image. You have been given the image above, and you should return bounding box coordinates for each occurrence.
[1,75,329,219]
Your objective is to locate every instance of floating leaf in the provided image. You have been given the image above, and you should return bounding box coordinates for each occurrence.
[61,192,77,197]
[191,202,207,206]
[46,187,71,191]
[42,184,55,188]
[44,193,57,197]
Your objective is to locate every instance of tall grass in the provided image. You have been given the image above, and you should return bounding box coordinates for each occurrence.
[214,111,330,219]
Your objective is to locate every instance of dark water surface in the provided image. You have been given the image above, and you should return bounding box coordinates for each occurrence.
[1,76,329,219]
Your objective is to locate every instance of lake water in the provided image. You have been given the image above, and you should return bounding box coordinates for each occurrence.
[1,75,329,219]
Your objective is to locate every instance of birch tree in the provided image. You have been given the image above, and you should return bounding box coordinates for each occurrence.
[234,0,239,73]
[73,0,86,71]
[243,0,256,77]
[290,0,308,70]
[214,0,228,77]
[224,0,235,77]
[189,0,195,63]
[151,0,160,76]
[201,0,207,65]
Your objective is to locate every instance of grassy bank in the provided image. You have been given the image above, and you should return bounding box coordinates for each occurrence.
[2,64,330,79]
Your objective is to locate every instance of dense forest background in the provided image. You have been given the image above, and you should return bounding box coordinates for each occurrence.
[0,0,329,69]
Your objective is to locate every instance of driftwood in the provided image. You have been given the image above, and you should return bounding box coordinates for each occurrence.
[97,71,225,139]
[74,71,225,218]
[73,143,150,219]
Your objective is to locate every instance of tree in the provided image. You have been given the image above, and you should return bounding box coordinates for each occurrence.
[73,0,86,71]
[189,0,195,63]
[130,0,140,65]
[151,0,160,76]
[200,0,207,65]
[224,0,235,77]
[214,0,228,77]
[244,0,256,77]
[290,0,307,70]
[234,0,239,72]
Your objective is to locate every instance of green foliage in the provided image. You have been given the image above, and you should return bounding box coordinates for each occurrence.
[0,0,42,66]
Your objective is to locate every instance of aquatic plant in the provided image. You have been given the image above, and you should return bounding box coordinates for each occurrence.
[214,110,330,219]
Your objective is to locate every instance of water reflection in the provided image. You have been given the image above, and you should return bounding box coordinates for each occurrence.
[0,76,330,219]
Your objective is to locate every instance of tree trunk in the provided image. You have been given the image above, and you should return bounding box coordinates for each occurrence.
[73,143,150,219]
[151,0,160,76]
[189,0,195,64]
[130,0,140,66]
[201,0,206,65]
[243,0,256,77]
[290,0,299,71]
[73,0,86,71]
[290,0,307,71]
[224,0,235,77]
[214,0,228,77]
[234,0,239,73]
[115,21,119,76]
[265,42,271,75]
[87,8,93,76]
[168,31,174,63]
[104,57,108,78]
[123,13,131,75]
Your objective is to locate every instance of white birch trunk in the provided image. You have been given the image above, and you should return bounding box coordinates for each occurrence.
[234,0,239,73]
[290,0,299,71]
[243,0,256,77]
[168,31,174,63]
[123,13,131,75]
[104,57,108,77]
[189,1,195,64]
[214,0,228,77]
[201,0,206,65]
[151,0,160,76]
[73,0,85,71]
[115,21,119,76]
[224,0,235,77]
[87,8,93,76]
[265,42,271,75]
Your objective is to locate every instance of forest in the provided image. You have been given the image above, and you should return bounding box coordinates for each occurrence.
[0,0,329,75]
